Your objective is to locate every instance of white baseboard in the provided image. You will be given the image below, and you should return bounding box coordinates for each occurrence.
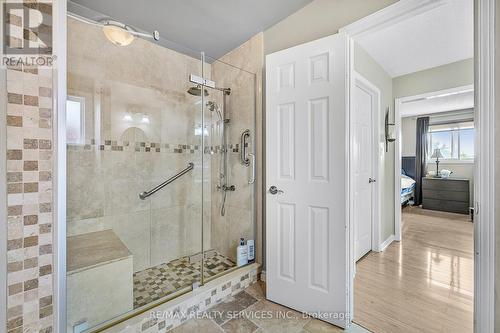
[260,270,266,282]
[379,235,395,252]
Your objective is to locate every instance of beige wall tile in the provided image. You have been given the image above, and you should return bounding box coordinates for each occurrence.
[4,14,54,330]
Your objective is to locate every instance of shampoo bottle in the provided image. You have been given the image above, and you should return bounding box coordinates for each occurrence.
[237,238,248,266]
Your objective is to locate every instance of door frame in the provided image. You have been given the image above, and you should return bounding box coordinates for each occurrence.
[53,0,68,331]
[340,0,496,331]
[351,71,381,255]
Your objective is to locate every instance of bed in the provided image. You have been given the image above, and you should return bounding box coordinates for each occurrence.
[401,174,416,205]
[401,156,416,205]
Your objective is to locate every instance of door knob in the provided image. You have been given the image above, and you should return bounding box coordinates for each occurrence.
[369,178,376,183]
[269,186,284,195]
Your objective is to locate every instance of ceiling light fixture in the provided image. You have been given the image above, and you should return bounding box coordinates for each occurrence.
[99,19,159,46]
[102,20,136,46]
[67,13,160,46]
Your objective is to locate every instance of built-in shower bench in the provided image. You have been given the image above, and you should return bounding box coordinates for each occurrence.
[67,230,134,332]
[67,229,132,272]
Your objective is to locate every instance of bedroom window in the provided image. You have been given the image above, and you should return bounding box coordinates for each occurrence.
[428,121,474,161]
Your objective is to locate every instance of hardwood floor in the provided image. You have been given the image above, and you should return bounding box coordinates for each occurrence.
[354,206,473,333]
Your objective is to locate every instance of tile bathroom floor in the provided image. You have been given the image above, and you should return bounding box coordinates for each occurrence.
[134,253,236,308]
[171,281,370,333]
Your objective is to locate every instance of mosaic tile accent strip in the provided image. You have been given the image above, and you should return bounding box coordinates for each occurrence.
[5,2,54,333]
[133,253,236,308]
[67,141,248,154]
[67,141,201,154]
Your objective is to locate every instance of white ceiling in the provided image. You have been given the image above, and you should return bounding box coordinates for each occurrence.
[356,0,473,78]
[68,0,313,60]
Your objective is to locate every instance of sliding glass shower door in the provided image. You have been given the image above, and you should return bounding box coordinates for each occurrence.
[66,17,256,333]
[66,16,204,332]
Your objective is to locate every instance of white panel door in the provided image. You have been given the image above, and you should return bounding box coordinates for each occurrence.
[353,84,373,262]
[266,33,349,328]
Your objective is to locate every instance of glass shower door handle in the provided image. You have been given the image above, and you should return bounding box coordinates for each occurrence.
[248,153,255,184]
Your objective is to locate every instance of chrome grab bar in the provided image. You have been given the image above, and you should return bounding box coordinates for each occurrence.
[240,129,251,166]
[139,162,194,200]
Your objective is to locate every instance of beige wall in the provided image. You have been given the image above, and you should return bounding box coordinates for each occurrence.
[263,0,398,55]
[393,58,474,99]
[354,43,395,241]
[401,117,416,157]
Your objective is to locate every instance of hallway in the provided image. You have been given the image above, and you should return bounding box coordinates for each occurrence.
[354,206,474,332]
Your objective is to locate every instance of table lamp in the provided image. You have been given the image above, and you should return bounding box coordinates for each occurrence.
[431,148,444,177]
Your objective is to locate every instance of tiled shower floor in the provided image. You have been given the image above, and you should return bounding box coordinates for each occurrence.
[133,253,236,308]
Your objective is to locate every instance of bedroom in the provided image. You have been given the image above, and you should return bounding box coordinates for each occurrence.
[346,0,475,331]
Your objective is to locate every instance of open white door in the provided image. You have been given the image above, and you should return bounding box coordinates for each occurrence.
[265,33,350,328]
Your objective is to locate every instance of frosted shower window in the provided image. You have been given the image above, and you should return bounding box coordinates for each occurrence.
[66,96,85,144]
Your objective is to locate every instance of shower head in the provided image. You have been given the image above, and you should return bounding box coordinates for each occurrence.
[206,101,217,112]
[187,85,209,97]
[206,101,223,122]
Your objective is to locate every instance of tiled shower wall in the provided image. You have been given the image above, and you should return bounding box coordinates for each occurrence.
[210,33,264,264]
[2,7,263,333]
[67,17,211,272]
[4,2,54,333]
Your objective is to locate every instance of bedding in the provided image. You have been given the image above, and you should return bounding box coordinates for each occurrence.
[401,174,416,191]
[401,174,416,205]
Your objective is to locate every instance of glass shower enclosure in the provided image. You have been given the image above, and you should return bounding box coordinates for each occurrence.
[65,16,256,332]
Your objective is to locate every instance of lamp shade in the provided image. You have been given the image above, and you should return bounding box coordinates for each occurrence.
[431,148,444,159]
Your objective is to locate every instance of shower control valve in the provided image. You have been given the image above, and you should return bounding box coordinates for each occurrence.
[222,185,236,192]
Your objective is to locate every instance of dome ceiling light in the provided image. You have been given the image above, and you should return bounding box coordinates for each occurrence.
[67,12,160,46]
[98,19,160,46]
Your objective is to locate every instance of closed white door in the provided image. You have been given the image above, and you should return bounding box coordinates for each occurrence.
[266,33,349,328]
[353,82,374,262]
